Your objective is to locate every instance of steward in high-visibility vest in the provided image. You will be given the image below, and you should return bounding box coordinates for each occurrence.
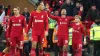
[52,25,58,43]
[49,18,56,29]
[47,18,57,51]
[69,28,72,46]
[90,23,100,41]
[90,23,100,56]
[68,28,73,54]
[52,25,59,56]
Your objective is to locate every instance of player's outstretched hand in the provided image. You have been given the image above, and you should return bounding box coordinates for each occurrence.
[63,45,68,51]
[24,33,28,37]
[45,31,48,37]
[84,37,87,45]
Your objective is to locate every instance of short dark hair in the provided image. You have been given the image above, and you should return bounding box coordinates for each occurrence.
[91,4,96,7]
[36,1,44,7]
[14,7,20,11]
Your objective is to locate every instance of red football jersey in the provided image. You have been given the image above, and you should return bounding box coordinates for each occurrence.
[27,11,48,34]
[48,12,74,35]
[71,23,86,40]
[7,15,27,37]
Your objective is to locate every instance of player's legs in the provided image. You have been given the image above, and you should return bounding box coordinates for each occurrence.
[72,40,77,56]
[57,35,63,56]
[17,36,24,56]
[30,33,38,56]
[63,35,68,56]
[76,42,82,56]
[23,42,30,56]
[9,37,17,56]
[38,32,45,56]
[72,41,82,56]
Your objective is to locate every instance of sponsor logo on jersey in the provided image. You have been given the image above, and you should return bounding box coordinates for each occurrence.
[13,24,21,26]
[72,29,79,32]
[35,19,43,22]
[60,22,67,24]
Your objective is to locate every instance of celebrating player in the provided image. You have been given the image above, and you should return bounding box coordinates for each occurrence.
[47,6,83,56]
[26,1,48,56]
[7,7,27,56]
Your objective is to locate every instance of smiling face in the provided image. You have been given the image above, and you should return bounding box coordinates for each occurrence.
[61,9,66,15]
[91,5,96,10]
[75,15,81,22]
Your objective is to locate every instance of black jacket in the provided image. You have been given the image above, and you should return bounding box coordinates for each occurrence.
[61,3,74,16]
[86,9,99,21]
[22,12,30,24]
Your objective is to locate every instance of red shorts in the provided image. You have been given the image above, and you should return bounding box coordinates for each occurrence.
[10,35,23,47]
[32,31,45,44]
[57,35,68,46]
[72,40,82,54]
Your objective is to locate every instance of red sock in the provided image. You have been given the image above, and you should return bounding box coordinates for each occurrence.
[63,51,67,56]
[59,51,63,56]
[30,48,36,56]
[39,49,44,56]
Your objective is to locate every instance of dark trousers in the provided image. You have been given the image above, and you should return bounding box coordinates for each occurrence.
[47,29,54,51]
[23,41,32,56]
[0,24,3,35]
[53,43,59,56]
[93,41,100,56]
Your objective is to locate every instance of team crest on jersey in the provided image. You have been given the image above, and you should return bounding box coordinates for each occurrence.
[78,27,80,30]
[41,15,44,18]
[65,19,67,21]
[19,20,21,22]
[34,16,36,18]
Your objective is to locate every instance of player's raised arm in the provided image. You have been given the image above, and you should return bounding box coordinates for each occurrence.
[46,4,59,21]
[68,6,83,21]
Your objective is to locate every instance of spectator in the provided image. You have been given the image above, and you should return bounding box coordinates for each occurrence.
[0,4,4,15]
[22,7,30,24]
[53,10,59,16]
[0,28,6,52]
[90,16,100,56]
[95,0,100,10]
[73,2,81,16]
[85,4,99,22]
[53,0,62,10]
[47,10,58,52]
[7,5,11,16]
[0,8,5,23]
[61,0,74,16]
